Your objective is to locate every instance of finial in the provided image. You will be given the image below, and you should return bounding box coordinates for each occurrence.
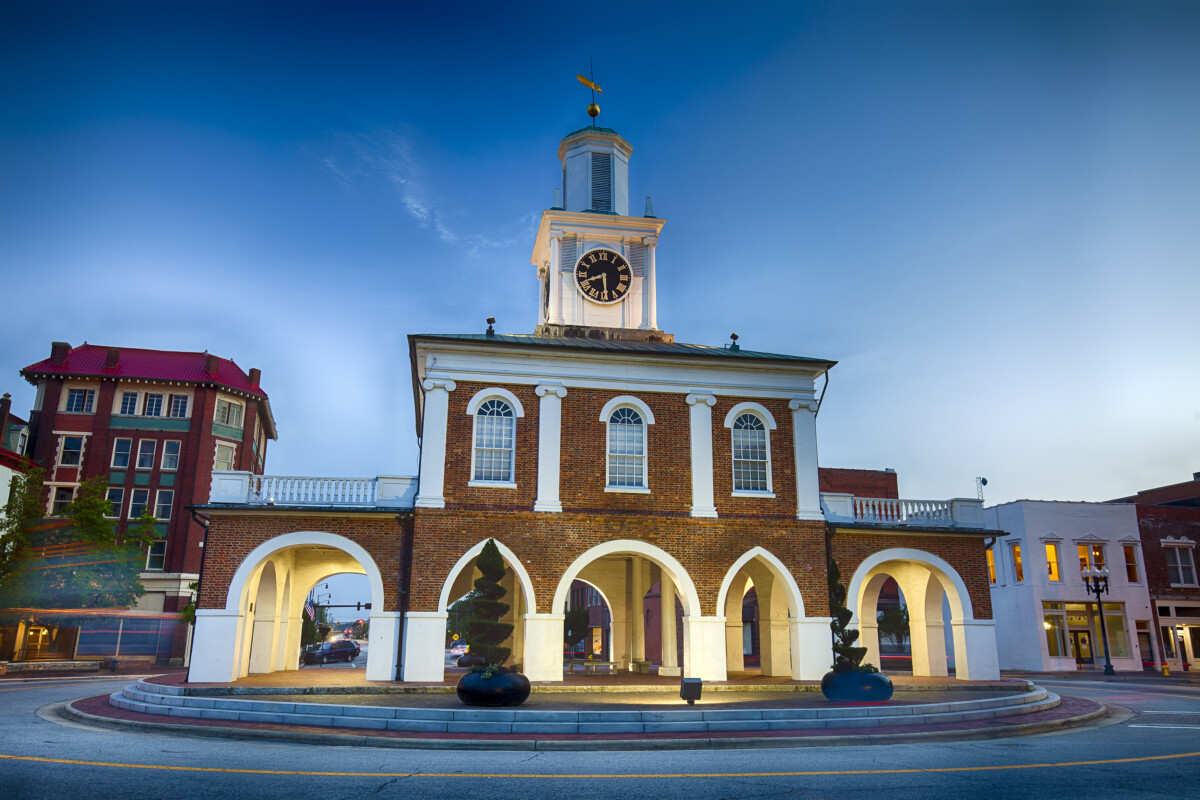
[553,187,561,209]
[576,60,602,125]
[644,196,654,217]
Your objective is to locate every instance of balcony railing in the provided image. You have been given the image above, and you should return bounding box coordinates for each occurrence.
[209,471,417,508]
[821,493,984,528]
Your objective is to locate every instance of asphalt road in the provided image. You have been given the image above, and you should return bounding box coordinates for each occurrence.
[1,676,1198,799]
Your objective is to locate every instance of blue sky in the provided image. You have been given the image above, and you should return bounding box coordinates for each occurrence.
[3,0,1198,558]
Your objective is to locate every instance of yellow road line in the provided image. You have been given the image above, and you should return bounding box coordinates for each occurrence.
[0,751,1198,778]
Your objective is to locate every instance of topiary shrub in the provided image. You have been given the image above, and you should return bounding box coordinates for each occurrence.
[465,539,513,668]
[828,558,878,673]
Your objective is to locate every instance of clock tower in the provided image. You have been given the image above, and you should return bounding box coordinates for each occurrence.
[531,125,671,342]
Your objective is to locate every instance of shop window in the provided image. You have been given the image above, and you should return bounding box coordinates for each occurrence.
[161,440,180,471]
[136,440,156,469]
[1101,603,1130,658]
[1045,542,1060,581]
[1043,612,1067,657]
[111,438,132,468]
[59,435,83,467]
[65,388,95,413]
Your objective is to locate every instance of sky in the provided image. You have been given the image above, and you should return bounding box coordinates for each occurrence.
[2,2,1198,603]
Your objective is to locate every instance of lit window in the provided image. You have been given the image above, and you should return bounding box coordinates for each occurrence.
[59,435,83,467]
[472,399,515,483]
[119,392,138,415]
[112,438,132,468]
[731,413,769,492]
[142,393,163,417]
[146,540,166,571]
[1077,543,1106,575]
[986,548,996,584]
[168,394,188,418]
[105,488,123,518]
[607,407,646,488]
[161,440,180,471]
[51,487,74,514]
[1124,545,1140,583]
[65,388,94,413]
[136,440,156,469]
[129,488,149,519]
[155,489,174,520]
[214,442,236,471]
[215,399,243,428]
[1011,544,1024,582]
[1165,546,1197,586]
[1045,543,1060,581]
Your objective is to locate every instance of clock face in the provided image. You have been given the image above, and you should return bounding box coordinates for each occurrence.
[574,249,632,304]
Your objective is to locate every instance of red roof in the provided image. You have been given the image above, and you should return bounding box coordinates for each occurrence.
[22,344,267,398]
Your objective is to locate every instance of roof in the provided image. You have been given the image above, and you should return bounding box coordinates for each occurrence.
[409,333,835,367]
[22,344,267,398]
[1110,476,1200,507]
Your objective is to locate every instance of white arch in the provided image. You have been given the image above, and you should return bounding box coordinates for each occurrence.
[845,547,974,624]
[715,546,806,618]
[224,531,386,614]
[552,539,699,616]
[437,539,537,614]
[722,402,778,429]
[598,395,656,425]
[465,387,525,417]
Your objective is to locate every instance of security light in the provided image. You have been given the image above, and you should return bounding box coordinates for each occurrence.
[681,677,702,704]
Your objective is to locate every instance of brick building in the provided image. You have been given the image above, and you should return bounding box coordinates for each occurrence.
[189,121,1000,685]
[0,343,274,664]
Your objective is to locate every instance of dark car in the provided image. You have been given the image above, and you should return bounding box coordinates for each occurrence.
[302,639,360,665]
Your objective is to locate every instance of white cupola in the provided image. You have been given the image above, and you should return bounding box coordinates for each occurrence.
[557,126,632,216]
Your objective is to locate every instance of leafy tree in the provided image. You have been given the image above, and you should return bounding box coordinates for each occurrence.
[465,539,512,667]
[563,603,590,653]
[1,464,45,586]
[877,605,910,647]
[828,558,878,673]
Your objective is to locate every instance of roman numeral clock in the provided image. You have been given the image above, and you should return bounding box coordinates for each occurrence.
[574,249,632,304]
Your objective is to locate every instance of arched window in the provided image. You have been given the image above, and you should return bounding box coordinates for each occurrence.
[731,412,769,492]
[472,399,515,483]
[607,406,646,488]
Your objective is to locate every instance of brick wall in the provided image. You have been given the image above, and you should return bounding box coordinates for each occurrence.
[1136,505,1200,601]
[819,467,899,498]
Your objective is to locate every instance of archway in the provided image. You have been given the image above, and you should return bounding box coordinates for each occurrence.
[189,531,394,683]
[846,548,999,681]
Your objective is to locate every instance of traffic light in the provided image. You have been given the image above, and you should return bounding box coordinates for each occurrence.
[355,602,372,611]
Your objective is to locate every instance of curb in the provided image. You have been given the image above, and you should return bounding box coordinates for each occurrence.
[0,674,166,684]
[60,696,1110,751]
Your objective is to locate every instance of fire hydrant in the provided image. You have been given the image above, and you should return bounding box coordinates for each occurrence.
[1163,663,1170,677]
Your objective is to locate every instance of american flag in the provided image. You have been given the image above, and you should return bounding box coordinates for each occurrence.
[304,602,315,620]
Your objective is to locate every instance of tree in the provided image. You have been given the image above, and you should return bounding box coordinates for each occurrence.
[465,539,512,667]
[828,558,878,673]
[563,603,590,654]
[877,605,910,647]
[1,464,45,586]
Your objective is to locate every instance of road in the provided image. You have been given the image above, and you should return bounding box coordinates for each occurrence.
[1,676,1198,799]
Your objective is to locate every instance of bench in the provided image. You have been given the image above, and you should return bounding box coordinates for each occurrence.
[565,659,621,674]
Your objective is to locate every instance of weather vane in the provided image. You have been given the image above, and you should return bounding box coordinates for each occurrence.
[576,58,602,125]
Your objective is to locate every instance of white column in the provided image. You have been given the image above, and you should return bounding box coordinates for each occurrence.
[534,384,567,512]
[643,236,657,330]
[683,616,728,681]
[415,379,456,509]
[951,619,1001,681]
[523,613,565,682]
[400,611,447,682]
[659,572,681,676]
[280,613,302,671]
[686,392,718,518]
[548,233,563,324]
[365,611,402,681]
[631,556,646,662]
[790,617,834,680]
[188,609,242,683]
[789,399,824,521]
[725,617,744,673]
[859,620,882,672]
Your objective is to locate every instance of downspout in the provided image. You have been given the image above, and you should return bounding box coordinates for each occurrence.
[396,511,415,681]
[813,371,830,419]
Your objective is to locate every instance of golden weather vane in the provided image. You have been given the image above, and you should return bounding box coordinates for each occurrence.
[576,58,602,124]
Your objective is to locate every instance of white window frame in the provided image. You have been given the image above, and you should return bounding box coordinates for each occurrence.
[465,388,524,488]
[105,487,124,519]
[1162,538,1198,587]
[214,397,244,428]
[214,442,237,472]
[142,393,164,417]
[50,485,75,514]
[64,388,95,414]
[1076,538,1108,578]
[600,396,655,493]
[129,488,150,519]
[145,540,166,571]
[1121,539,1142,584]
[1040,534,1063,582]
[167,394,189,418]
[1010,542,1024,583]
[58,435,84,467]
[161,440,181,471]
[119,391,139,416]
[136,439,156,470]
[111,437,133,469]
[723,402,777,497]
[154,489,174,521]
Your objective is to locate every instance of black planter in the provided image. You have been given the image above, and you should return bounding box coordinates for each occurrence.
[456,667,532,707]
[456,653,487,668]
[820,669,894,703]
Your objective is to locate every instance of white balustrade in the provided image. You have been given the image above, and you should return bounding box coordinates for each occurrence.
[239,475,384,507]
[821,493,982,528]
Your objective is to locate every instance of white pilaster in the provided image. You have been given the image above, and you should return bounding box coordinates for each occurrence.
[548,233,563,324]
[534,384,567,512]
[631,556,646,662]
[400,611,448,682]
[683,615,728,681]
[859,620,881,672]
[415,379,456,509]
[643,237,657,330]
[523,613,565,682]
[686,392,718,518]
[187,609,242,683]
[789,399,824,521]
[951,619,1001,681]
[659,571,680,676]
[366,611,402,681]
[790,616,834,680]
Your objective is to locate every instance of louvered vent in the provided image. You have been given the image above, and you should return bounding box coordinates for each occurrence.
[559,236,576,272]
[591,153,612,212]
[628,243,645,277]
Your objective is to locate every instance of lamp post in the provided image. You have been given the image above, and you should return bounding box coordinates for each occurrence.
[1082,566,1116,676]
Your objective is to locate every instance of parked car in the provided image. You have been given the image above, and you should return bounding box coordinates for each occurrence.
[449,642,469,657]
[302,639,360,665]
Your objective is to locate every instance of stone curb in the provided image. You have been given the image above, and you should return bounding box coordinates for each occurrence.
[0,674,165,684]
[60,696,1109,751]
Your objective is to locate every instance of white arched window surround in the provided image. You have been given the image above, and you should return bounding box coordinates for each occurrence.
[599,395,654,493]
[723,402,776,497]
[466,388,525,487]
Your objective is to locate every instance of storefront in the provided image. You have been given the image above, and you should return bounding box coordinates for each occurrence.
[1156,601,1200,672]
[1041,600,1144,671]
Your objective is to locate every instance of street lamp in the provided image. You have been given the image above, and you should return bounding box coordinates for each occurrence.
[1081,566,1116,676]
